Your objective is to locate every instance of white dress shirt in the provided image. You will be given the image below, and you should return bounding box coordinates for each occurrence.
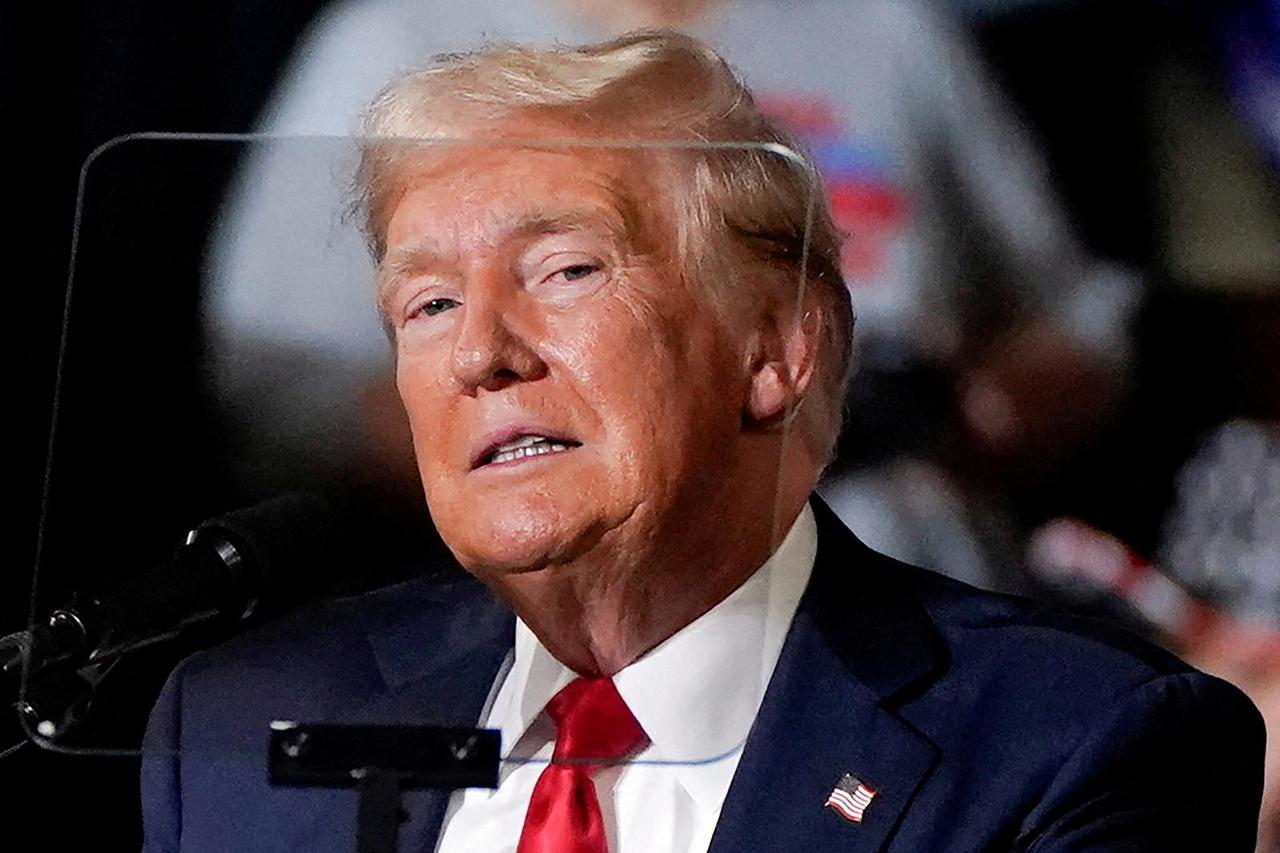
[435,504,818,853]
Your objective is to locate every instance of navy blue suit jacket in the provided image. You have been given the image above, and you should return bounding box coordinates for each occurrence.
[142,501,1265,851]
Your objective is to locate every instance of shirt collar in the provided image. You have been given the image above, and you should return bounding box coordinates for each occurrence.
[490,503,818,812]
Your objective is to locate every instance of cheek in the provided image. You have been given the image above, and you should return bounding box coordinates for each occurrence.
[551,293,741,464]
[547,295,687,418]
[395,358,452,467]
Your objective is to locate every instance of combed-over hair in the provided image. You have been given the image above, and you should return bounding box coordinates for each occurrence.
[357,30,854,466]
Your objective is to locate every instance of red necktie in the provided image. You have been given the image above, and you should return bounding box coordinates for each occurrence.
[516,677,649,853]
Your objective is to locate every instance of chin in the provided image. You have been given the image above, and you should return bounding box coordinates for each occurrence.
[438,497,598,577]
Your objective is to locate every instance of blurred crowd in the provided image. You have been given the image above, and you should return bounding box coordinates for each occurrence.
[24,0,1280,847]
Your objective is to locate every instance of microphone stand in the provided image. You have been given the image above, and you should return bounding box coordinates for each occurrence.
[1,629,107,751]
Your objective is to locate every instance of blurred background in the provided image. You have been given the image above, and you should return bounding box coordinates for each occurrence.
[6,0,1279,848]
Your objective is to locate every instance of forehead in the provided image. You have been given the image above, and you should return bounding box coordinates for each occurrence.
[381,142,667,257]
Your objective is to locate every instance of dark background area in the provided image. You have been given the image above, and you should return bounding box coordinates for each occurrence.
[6,1,330,844]
[5,0,1268,846]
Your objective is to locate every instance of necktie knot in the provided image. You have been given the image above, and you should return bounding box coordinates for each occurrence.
[516,677,647,853]
[545,677,647,767]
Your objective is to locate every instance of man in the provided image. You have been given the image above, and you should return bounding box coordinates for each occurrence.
[143,33,1262,851]
[206,0,1137,599]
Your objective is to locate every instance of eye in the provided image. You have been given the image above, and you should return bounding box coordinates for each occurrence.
[521,246,612,303]
[557,263,601,282]
[541,261,607,290]
[411,297,459,318]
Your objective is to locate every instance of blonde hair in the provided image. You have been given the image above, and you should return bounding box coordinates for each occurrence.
[358,30,854,464]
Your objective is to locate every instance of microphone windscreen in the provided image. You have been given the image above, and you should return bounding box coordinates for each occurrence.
[195,492,341,600]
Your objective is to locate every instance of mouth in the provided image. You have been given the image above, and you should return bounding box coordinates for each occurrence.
[473,433,582,469]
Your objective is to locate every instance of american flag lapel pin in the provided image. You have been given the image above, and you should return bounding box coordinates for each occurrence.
[824,772,877,823]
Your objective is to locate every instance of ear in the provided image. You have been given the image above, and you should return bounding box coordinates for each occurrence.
[744,298,822,429]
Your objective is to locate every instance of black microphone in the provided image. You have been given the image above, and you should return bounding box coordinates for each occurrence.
[2,492,340,685]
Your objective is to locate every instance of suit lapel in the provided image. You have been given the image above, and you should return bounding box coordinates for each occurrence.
[338,573,516,852]
[709,501,947,852]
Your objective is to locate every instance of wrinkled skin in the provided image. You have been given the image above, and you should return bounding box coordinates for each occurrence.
[380,140,818,673]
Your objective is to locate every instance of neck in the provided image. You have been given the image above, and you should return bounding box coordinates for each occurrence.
[495,466,814,676]
[506,547,764,675]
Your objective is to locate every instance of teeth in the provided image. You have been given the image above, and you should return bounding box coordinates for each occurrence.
[489,440,571,465]
[493,434,549,453]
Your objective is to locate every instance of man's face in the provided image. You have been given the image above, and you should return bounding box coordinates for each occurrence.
[380,141,756,581]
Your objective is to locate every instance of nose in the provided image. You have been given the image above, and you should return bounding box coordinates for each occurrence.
[449,285,547,393]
